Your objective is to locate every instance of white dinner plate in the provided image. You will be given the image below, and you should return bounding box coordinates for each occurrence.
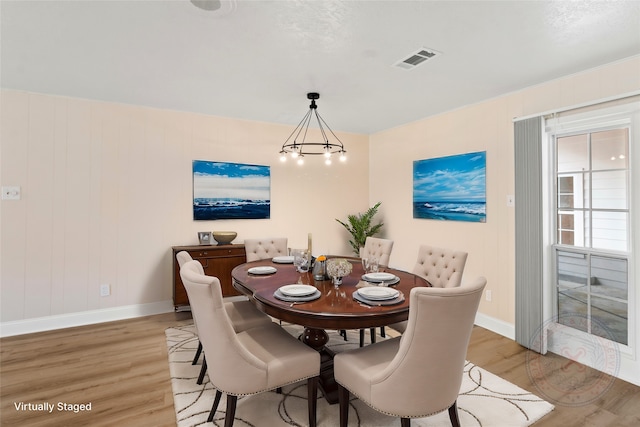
[272,256,294,264]
[279,284,317,297]
[362,272,397,282]
[274,289,321,302]
[356,287,399,301]
[248,266,277,275]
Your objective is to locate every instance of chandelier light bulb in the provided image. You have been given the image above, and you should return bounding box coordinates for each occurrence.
[297,156,304,165]
[291,151,299,158]
[325,158,332,165]
[280,153,287,162]
[339,151,347,162]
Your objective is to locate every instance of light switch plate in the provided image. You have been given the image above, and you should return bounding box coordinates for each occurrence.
[2,186,21,200]
[100,284,111,297]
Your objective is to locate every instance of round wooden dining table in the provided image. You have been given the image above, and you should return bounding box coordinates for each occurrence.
[232,257,430,403]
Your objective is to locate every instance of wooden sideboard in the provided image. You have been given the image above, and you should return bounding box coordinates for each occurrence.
[172,244,246,309]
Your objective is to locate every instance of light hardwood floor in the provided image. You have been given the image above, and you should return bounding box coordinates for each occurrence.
[1,312,639,426]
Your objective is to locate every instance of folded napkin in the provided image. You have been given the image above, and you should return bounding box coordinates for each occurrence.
[356,280,377,288]
[356,279,398,288]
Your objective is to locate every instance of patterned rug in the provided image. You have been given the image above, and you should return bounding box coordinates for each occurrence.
[166,324,554,427]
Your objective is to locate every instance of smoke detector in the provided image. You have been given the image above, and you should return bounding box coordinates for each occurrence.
[190,0,236,15]
[393,47,442,70]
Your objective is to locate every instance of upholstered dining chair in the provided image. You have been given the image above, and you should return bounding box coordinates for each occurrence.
[335,277,486,427]
[360,236,394,268]
[176,251,272,384]
[358,237,394,346]
[180,260,320,427]
[244,237,288,262]
[388,245,468,334]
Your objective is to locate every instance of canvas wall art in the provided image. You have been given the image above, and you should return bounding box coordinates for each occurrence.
[193,161,270,220]
[413,151,486,222]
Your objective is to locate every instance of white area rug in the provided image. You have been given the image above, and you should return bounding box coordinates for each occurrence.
[166,324,554,427]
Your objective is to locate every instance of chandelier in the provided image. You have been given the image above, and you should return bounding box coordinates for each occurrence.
[279,92,347,165]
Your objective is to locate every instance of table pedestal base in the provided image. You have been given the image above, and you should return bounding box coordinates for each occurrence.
[302,327,329,351]
[302,327,339,404]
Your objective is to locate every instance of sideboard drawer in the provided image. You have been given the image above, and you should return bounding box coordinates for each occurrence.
[190,247,245,259]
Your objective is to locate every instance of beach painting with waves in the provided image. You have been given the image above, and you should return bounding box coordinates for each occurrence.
[413,151,486,222]
[193,160,270,220]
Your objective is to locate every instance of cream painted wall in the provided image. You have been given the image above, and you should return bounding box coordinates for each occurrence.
[369,56,640,327]
[0,92,369,325]
[1,56,639,334]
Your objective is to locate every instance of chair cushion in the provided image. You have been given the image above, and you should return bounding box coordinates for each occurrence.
[334,337,400,402]
[412,245,467,288]
[236,324,320,391]
[244,238,288,262]
[224,300,272,332]
[360,237,394,267]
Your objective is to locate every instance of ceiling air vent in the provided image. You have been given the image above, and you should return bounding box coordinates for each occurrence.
[393,47,441,70]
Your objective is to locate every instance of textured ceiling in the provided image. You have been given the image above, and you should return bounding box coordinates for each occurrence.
[2,0,639,134]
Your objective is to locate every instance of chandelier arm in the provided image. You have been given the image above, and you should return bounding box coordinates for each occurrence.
[282,108,313,147]
[316,113,345,150]
[300,105,315,146]
[313,110,331,148]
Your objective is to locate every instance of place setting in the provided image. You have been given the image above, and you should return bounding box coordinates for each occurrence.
[361,271,400,286]
[272,255,295,264]
[247,266,278,275]
[274,284,321,305]
[353,285,405,306]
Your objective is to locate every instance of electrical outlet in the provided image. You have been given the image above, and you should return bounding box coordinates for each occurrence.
[485,290,492,302]
[506,195,515,207]
[100,284,111,297]
[2,186,21,200]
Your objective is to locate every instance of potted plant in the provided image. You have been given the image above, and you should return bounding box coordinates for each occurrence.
[336,202,384,256]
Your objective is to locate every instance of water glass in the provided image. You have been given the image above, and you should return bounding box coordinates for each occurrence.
[362,257,379,273]
[368,257,379,273]
[293,249,310,273]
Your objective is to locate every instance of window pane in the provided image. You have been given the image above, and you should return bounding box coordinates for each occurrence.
[591,255,628,300]
[557,174,584,209]
[558,194,574,209]
[558,210,584,246]
[557,251,588,332]
[557,134,588,172]
[592,170,628,209]
[558,176,574,193]
[591,295,627,345]
[591,211,628,251]
[592,129,629,170]
[559,212,575,229]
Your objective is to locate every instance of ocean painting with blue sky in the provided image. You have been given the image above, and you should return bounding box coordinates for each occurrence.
[193,161,270,220]
[413,151,486,222]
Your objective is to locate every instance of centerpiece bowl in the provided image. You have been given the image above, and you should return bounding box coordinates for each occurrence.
[326,258,353,286]
[212,231,237,245]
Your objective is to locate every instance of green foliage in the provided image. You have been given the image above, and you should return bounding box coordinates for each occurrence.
[335,202,384,255]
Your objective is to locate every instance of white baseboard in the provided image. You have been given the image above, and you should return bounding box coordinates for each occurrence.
[0,300,174,338]
[474,312,516,340]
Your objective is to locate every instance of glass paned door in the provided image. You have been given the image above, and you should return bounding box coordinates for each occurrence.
[554,128,630,346]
